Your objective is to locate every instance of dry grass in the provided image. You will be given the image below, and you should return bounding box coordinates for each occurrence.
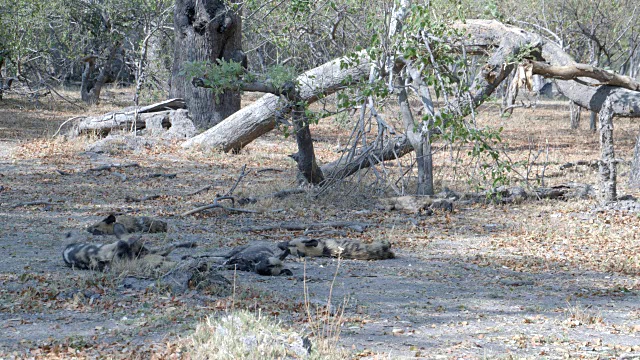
[188,310,348,359]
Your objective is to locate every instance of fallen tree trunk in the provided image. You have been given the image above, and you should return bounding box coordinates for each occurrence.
[181,51,372,152]
[529,60,640,92]
[63,98,186,137]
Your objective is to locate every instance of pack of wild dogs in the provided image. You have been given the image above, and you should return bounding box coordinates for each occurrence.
[63,214,395,277]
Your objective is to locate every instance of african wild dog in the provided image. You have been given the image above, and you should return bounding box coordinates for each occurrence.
[63,224,195,271]
[278,238,395,260]
[86,214,167,235]
[223,244,292,276]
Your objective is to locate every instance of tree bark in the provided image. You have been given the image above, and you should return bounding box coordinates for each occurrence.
[80,45,119,105]
[598,100,616,202]
[170,0,244,129]
[291,105,324,184]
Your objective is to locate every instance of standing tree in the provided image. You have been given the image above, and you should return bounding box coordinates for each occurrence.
[170,0,245,128]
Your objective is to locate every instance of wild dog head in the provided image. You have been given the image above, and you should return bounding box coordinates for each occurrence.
[86,214,118,235]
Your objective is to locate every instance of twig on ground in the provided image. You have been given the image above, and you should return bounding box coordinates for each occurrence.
[181,196,237,216]
[125,194,161,202]
[147,173,177,179]
[256,168,283,174]
[88,163,140,172]
[224,164,248,197]
[237,188,306,205]
[184,185,213,196]
[56,169,72,176]
[241,221,370,233]
[12,200,56,208]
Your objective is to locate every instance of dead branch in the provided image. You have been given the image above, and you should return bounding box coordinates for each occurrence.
[125,194,161,202]
[11,200,56,208]
[181,203,259,216]
[180,196,236,216]
[240,221,370,233]
[184,185,214,197]
[88,163,140,172]
[237,188,306,205]
[529,60,640,91]
[224,164,248,197]
[147,173,177,179]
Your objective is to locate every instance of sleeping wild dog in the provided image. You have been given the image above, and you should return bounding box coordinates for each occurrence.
[63,224,195,271]
[223,244,292,276]
[278,238,394,260]
[86,214,167,235]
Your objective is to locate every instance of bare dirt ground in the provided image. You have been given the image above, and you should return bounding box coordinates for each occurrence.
[1,90,639,359]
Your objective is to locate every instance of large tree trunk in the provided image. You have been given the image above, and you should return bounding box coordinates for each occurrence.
[171,0,244,129]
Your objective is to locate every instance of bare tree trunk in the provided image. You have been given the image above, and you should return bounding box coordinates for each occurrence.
[598,100,616,202]
[291,105,324,184]
[589,111,597,131]
[80,45,119,105]
[569,101,581,129]
[0,54,4,100]
[171,0,244,129]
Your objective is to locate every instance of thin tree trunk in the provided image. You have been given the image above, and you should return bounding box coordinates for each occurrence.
[598,100,616,202]
[171,0,244,129]
[589,111,597,131]
[569,101,581,129]
[629,132,640,188]
[291,105,324,184]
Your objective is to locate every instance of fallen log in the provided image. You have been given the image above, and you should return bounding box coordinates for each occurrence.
[62,98,186,137]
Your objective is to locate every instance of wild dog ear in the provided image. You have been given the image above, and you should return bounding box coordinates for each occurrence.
[277,241,289,251]
[113,223,127,239]
[104,214,117,224]
[301,239,319,247]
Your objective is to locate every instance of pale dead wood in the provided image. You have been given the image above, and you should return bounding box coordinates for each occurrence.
[240,221,370,233]
[529,60,640,91]
[63,98,186,137]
